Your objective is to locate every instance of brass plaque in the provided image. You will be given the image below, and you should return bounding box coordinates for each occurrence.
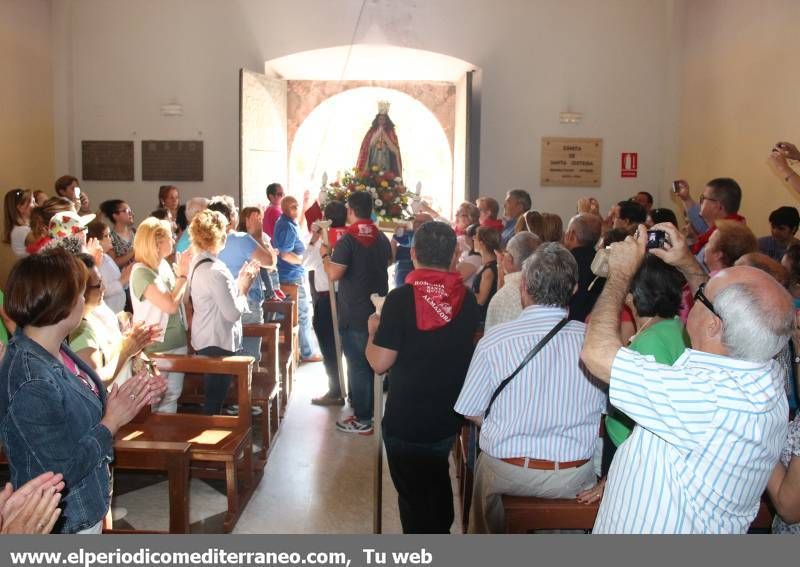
[541,137,603,187]
[81,141,134,181]
[142,140,203,181]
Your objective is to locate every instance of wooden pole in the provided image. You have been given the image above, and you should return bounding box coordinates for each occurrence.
[317,220,348,401]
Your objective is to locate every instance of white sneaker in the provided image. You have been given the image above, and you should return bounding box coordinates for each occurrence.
[335,416,373,435]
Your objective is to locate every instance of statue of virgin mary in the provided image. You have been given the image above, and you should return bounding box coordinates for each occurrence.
[356,100,403,177]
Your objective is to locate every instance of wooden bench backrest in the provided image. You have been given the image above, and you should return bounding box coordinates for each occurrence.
[150,354,253,428]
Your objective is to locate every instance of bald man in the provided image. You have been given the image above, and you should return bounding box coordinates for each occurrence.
[582,223,793,533]
[273,195,320,361]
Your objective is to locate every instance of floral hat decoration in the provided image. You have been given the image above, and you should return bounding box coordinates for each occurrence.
[48,211,96,240]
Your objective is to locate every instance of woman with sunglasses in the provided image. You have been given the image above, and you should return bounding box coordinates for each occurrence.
[3,188,35,258]
[86,219,128,314]
[69,254,154,384]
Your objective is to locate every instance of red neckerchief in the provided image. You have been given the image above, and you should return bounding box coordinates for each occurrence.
[405,268,467,331]
[346,219,380,247]
[481,218,505,232]
[27,236,51,255]
[690,213,747,254]
[328,226,347,248]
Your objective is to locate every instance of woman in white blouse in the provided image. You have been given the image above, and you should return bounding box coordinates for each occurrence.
[3,188,34,258]
[187,209,257,414]
[86,219,129,314]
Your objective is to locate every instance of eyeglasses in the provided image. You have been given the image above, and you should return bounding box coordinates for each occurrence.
[699,195,719,205]
[693,282,721,320]
[117,208,132,214]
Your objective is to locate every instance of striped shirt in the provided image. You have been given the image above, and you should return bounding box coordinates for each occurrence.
[594,348,788,534]
[454,306,606,460]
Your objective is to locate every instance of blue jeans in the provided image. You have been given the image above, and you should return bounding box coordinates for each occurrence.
[340,327,372,422]
[285,277,318,359]
[241,296,264,364]
[196,345,245,414]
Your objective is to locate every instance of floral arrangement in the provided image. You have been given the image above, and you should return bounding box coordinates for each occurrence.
[321,165,413,222]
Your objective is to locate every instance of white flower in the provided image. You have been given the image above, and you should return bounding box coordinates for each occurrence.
[378,171,385,176]
[394,177,402,183]
[380,209,386,215]
[374,199,383,207]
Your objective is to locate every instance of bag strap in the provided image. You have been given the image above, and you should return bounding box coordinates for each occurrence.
[186,258,214,303]
[483,318,568,419]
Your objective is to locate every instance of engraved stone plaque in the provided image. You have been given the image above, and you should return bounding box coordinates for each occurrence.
[82,141,134,181]
[541,137,603,187]
[142,140,203,181]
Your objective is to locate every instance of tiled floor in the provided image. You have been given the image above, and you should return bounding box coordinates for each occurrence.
[112,361,463,534]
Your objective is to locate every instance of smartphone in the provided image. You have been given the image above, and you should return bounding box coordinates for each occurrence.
[671,181,680,194]
[646,229,668,250]
[74,186,81,199]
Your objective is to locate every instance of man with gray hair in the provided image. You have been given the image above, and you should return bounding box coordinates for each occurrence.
[484,232,542,330]
[563,213,604,322]
[582,222,793,533]
[175,197,209,253]
[455,242,606,533]
[501,189,532,247]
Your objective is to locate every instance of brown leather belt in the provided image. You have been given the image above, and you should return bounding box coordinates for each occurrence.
[500,457,590,470]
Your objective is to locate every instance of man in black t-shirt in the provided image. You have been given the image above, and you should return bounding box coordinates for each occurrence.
[366,221,479,533]
[323,192,391,434]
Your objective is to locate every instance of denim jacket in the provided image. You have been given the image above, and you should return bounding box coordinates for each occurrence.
[0,330,113,533]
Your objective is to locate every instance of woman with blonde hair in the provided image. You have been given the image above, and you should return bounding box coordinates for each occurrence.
[187,210,257,414]
[129,217,190,413]
[3,188,34,258]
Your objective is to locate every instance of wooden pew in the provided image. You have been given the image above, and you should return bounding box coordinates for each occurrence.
[502,495,775,533]
[0,441,192,534]
[108,440,192,533]
[117,354,255,533]
[243,322,281,467]
[263,298,299,413]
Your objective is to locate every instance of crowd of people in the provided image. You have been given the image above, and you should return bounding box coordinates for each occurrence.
[2,138,800,534]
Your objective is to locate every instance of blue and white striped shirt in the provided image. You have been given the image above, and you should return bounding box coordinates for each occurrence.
[454,306,606,461]
[594,348,788,534]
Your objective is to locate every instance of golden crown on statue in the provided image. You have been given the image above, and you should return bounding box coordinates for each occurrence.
[377,100,391,115]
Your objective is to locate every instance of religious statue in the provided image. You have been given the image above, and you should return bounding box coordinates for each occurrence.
[356,100,403,177]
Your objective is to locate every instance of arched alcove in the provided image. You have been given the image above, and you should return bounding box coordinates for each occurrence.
[240,45,479,218]
[289,86,452,215]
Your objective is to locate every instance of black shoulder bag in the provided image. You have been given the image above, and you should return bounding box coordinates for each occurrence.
[483,318,568,419]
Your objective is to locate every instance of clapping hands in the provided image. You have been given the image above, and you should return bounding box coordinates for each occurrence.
[0,472,64,534]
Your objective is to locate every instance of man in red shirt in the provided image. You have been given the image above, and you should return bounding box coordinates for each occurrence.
[262,182,284,239]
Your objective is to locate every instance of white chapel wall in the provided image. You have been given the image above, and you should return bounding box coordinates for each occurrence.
[50,0,684,225]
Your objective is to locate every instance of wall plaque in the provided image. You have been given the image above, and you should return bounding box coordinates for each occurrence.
[541,137,603,187]
[142,140,203,181]
[81,141,134,181]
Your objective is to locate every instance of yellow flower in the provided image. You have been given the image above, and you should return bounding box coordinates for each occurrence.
[371,165,379,172]
[380,180,389,188]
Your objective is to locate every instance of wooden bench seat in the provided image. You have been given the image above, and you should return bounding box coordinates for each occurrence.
[502,495,775,533]
[118,354,255,532]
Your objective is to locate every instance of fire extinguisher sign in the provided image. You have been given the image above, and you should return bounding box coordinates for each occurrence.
[621,152,638,178]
